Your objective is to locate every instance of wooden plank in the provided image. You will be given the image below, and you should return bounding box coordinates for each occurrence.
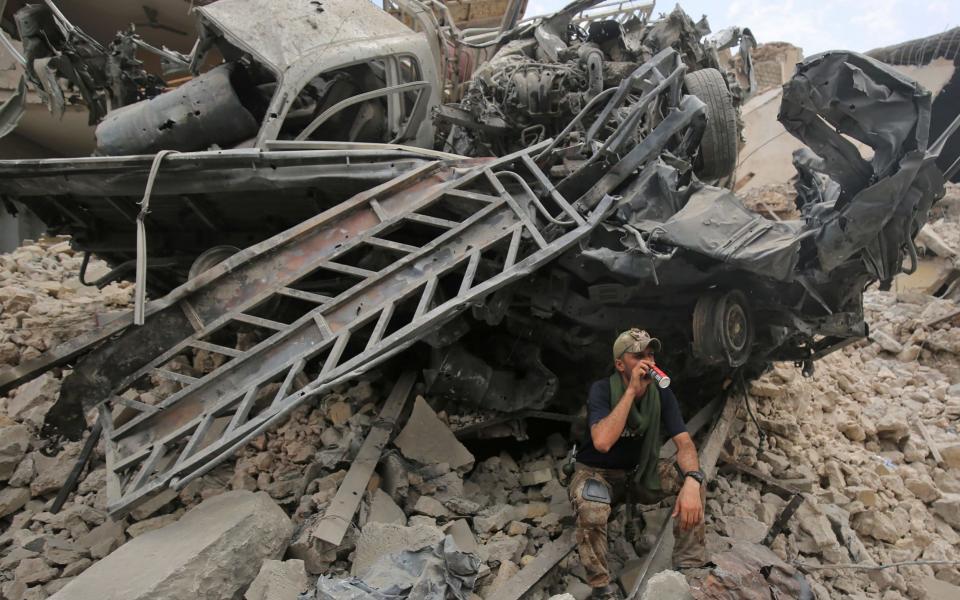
[487,531,576,600]
[925,306,960,328]
[660,395,724,459]
[718,457,805,498]
[762,493,803,547]
[312,371,417,545]
[912,416,945,466]
[51,423,102,514]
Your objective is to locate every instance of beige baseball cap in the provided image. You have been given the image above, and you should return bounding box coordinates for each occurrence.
[613,328,662,360]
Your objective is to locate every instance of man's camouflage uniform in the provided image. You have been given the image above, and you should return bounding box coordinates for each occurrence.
[568,460,707,587]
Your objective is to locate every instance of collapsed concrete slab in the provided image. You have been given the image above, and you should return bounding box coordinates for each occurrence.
[48,491,293,600]
[351,521,445,578]
[394,396,475,473]
[244,559,308,600]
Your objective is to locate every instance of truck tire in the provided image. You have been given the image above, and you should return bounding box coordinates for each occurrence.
[683,68,738,180]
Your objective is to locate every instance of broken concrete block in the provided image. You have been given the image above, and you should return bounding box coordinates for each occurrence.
[905,477,940,502]
[760,450,791,475]
[922,576,960,600]
[474,504,516,533]
[0,486,30,518]
[444,496,482,516]
[640,569,692,600]
[49,491,292,600]
[0,546,37,573]
[33,537,88,568]
[0,422,30,481]
[379,453,410,504]
[394,396,474,472]
[129,488,178,521]
[77,519,126,560]
[941,444,960,469]
[932,494,960,528]
[870,330,903,354]
[485,560,519,598]
[443,519,481,556]
[351,521,445,577]
[15,557,59,585]
[519,467,554,487]
[30,444,81,497]
[7,373,59,427]
[851,510,901,543]
[126,511,183,538]
[722,515,768,544]
[287,518,339,575]
[482,532,525,565]
[506,521,529,536]
[62,558,92,578]
[414,495,452,518]
[326,401,352,427]
[244,559,308,600]
[845,485,878,508]
[367,488,406,526]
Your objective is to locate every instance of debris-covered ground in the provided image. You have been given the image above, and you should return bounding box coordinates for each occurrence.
[2,231,960,600]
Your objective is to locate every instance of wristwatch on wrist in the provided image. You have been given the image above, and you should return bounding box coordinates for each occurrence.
[684,470,705,485]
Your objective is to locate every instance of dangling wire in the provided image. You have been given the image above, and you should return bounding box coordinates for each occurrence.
[134,150,178,325]
[738,369,767,455]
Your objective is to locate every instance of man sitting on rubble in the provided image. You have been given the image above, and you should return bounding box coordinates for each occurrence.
[569,328,707,599]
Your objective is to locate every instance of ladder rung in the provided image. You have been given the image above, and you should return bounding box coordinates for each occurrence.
[272,358,306,407]
[227,386,260,433]
[459,251,481,295]
[444,189,501,205]
[188,340,242,358]
[276,287,333,305]
[366,303,396,351]
[152,368,198,386]
[414,277,438,319]
[405,212,459,229]
[320,261,377,279]
[366,236,419,255]
[232,313,287,331]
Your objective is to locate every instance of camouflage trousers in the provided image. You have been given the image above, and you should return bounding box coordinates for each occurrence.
[568,461,707,588]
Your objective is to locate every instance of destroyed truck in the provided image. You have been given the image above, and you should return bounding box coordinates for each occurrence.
[0,0,954,517]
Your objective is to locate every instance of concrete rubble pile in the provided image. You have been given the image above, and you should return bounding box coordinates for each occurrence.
[3,226,960,598]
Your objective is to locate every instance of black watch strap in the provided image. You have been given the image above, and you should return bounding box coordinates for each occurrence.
[684,470,705,485]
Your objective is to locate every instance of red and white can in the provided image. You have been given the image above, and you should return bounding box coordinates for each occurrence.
[648,365,671,388]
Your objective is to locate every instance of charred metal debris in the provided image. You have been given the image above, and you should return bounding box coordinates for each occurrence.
[0,0,956,516]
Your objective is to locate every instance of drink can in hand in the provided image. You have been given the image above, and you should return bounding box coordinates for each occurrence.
[647,365,671,388]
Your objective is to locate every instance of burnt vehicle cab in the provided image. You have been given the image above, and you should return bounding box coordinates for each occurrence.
[94,0,442,155]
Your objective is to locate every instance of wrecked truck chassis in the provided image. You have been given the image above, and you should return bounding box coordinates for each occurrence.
[96,144,616,516]
[0,146,446,291]
[5,52,710,515]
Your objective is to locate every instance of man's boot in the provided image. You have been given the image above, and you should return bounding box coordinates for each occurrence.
[589,583,623,600]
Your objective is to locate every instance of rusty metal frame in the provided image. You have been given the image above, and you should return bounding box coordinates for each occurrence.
[98,143,614,515]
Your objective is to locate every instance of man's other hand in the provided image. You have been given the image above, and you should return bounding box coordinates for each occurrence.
[672,478,703,530]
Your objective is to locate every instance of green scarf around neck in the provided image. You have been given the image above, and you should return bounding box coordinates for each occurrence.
[608,372,662,494]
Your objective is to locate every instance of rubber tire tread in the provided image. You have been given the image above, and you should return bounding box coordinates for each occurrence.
[683,68,738,180]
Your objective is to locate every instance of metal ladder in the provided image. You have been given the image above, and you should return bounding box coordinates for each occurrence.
[99,144,613,515]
